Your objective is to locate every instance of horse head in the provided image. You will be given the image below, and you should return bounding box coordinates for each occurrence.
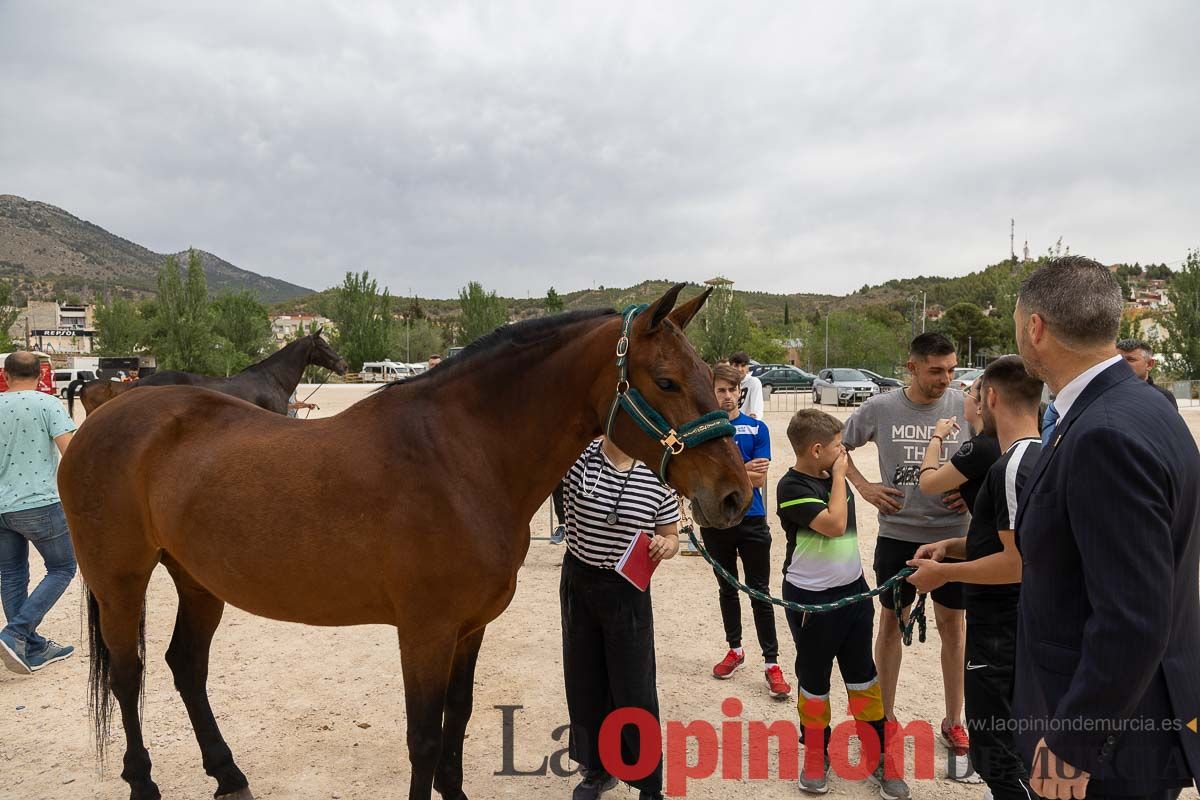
[602,283,752,529]
[307,329,349,376]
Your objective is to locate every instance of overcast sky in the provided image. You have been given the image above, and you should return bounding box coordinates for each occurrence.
[2,2,1197,299]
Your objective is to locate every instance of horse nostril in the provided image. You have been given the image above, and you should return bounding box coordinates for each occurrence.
[722,491,744,519]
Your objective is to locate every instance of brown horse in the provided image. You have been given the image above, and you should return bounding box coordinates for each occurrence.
[66,329,348,418]
[58,284,751,800]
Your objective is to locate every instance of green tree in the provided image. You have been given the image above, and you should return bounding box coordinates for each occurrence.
[0,280,19,346]
[689,289,751,361]
[1118,312,1142,343]
[393,317,444,362]
[545,286,564,313]
[211,291,273,374]
[745,324,786,364]
[783,301,790,327]
[457,281,507,344]
[936,302,998,361]
[329,271,394,371]
[154,250,216,372]
[822,311,908,374]
[1146,263,1174,280]
[93,296,145,355]
[1163,250,1200,378]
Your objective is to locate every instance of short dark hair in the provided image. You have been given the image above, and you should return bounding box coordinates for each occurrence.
[713,364,742,387]
[1018,256,1122,346]
[982,355,1043,414]
[1115,338,1153,358]
[909,332,955,360]
[787,408,843,452]
[728,351,751,366]
[3,350,41,379]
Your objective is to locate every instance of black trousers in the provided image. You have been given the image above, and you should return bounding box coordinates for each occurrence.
[784,577,886,756]
[700,516,779,662]
[560,551,662,793]
[965,617,1030,800]
[552,482,566,525]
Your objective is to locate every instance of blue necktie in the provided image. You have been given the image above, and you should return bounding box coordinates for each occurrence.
[1041,403,1060,448]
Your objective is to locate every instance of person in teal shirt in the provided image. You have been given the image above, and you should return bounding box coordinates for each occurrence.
[0,351,77,675]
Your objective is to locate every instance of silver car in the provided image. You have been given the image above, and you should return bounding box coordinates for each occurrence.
[812,368,880,406]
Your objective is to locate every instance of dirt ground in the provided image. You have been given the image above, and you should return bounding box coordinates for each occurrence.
[3,386,1198,799]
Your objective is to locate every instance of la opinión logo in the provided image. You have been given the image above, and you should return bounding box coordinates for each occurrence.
[496,698,969,796]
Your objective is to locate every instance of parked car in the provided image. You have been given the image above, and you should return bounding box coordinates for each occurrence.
[950,368,984,392]
[812,368,880,406]
[758,365,816,393]
[52,368,97,397]
[361,361,415,382]
[858,368,904,391]
[749,363,789,378]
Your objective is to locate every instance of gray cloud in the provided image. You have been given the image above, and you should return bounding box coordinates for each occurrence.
[2,1,1197,299]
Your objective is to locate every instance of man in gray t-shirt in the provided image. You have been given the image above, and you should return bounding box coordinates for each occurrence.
[842,333,975,768]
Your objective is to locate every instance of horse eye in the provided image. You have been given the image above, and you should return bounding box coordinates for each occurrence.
[656,378,680,392]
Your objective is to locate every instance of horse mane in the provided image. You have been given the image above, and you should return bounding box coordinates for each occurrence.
[382,307,617,390]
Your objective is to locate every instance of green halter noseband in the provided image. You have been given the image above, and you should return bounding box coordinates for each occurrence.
[604,304,736,484]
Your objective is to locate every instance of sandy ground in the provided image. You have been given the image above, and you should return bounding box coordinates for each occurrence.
[3,386,1198,800]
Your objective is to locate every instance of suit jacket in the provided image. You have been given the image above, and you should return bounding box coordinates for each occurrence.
[1014,359,1200,795]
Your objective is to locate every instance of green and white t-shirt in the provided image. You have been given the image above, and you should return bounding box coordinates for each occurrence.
[776,468,864,591]
[0,390,76,514]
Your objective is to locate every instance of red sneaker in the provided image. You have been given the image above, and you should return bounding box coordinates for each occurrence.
[712,649,745,679]
[940,719,969,757]
[765,665,791,699]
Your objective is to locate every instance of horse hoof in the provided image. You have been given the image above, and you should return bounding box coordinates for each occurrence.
[216,790,255,800]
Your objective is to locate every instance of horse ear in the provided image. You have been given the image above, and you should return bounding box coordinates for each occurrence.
[667,287,711,330]
[312,326,324,338]
[637,283,687,333]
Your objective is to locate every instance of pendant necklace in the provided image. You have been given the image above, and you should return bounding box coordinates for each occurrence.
[586,446,636,525]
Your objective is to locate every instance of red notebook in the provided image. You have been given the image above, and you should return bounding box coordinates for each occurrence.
[615,531,659,592]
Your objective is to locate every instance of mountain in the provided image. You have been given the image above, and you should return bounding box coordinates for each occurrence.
[0,195,313,304]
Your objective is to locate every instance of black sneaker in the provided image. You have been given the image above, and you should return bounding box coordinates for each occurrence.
[572,769,617,800]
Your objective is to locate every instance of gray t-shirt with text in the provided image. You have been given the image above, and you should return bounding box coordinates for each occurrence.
[842,388,969,543]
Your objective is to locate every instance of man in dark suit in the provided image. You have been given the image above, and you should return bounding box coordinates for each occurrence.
[1013,256,1200,800]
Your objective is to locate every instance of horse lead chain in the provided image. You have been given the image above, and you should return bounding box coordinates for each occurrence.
[677,501,928,646]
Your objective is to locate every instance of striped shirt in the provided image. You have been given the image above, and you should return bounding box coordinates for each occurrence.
[564,440,680,569]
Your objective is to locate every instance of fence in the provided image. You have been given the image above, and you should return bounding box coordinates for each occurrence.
[1169,381,1200,408]
[760,384,902,415]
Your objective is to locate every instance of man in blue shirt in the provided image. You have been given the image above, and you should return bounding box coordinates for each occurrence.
[0,351,77,675]
[701,364,790,699]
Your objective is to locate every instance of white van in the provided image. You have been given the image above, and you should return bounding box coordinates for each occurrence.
[53,368,97,397]
[360,361,414,383]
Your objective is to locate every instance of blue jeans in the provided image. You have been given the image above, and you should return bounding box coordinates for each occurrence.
[0,502,77,652]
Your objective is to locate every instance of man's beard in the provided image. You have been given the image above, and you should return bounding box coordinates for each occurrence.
[981,408,998,437]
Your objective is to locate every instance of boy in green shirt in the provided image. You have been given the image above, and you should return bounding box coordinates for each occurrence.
[778,409,910,799]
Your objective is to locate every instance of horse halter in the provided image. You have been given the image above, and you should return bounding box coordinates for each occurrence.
[604,304,736,484]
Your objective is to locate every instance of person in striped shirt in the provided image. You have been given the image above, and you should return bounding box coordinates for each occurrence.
[560,436,680,800]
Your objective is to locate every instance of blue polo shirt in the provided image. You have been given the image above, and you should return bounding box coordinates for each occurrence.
[731,412,771,518]
[0,389,76,514]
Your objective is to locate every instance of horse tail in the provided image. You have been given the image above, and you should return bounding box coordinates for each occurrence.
[67,380,85,418]
[86,588,147,763]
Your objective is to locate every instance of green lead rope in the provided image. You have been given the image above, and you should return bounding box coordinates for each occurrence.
[682,523,929,646]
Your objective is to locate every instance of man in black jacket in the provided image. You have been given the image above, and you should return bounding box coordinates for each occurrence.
[1116,338,1178,409]
[1013,257,1199,800]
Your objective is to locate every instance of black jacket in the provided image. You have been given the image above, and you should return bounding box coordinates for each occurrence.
[1014,360,1200,794]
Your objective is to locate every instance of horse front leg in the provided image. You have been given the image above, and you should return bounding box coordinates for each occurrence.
[398,629,458,800]
[433,627,486,800]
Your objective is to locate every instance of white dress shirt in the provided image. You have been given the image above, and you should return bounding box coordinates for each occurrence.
[1051,354,1123,418]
